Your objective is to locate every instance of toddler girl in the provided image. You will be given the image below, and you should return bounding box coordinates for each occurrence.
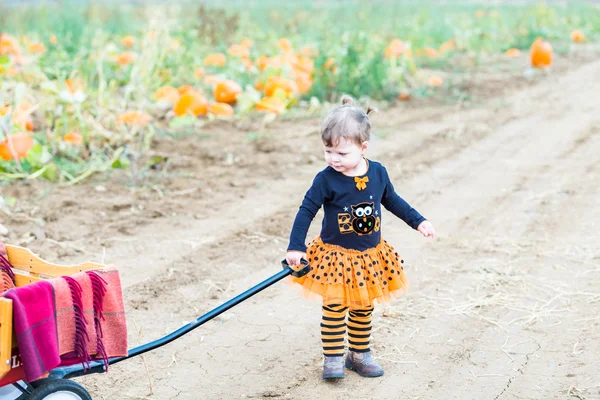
[286,96,435,379]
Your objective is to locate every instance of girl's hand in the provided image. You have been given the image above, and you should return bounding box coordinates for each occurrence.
[286,251,307,271]
[417,220,436,238]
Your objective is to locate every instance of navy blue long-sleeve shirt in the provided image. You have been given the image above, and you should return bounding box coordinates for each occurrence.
[288,160,426,252]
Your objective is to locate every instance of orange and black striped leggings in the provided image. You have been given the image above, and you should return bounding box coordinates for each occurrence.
[321,304,374,356]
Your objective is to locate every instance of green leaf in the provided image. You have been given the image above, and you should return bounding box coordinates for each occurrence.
[168,115,197,128]
[111,156,130,169]
[145,155,168,169]
[236,85,262,114]
[0,55,10,66]
[42,163,59,182]
[26,144,53,167]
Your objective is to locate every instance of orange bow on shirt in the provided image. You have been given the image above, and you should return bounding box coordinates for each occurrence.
[354,176,369,191]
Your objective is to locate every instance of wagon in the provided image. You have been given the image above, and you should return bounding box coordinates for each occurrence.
[0,244,309,399]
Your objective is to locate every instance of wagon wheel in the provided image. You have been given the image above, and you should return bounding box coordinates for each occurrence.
[28,379,92,400]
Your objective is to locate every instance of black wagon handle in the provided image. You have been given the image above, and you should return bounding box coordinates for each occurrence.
[50,259,311,380]
[281,258,311,277]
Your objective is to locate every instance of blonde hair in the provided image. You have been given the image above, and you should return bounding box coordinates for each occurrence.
[321,95,378,147]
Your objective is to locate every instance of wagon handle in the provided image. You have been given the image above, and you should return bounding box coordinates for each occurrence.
[50,259,311,380]
[281,258,311,277]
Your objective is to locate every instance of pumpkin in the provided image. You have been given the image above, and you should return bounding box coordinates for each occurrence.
[0,132,34,161]
[195,67,205,79]
[264,76,298,98]
[571,30,586,43]
[398,92,410,101]
[240,38,254,48]
[117,111,152,125]
[293,56,314,75]
[116,51,135,66]
[428,76,444,87]
[173,92,208,117]
[209,102,234,116]
[154,86,180,103]
[277,38,293,53]
[293,71,312,95]
[384,39,406,59]
[121,36,136,47]
[505,48,521,57]
[530,38,552,68]
[439,39,456,53]
[177,85,196,95]
[63,132,83,145]
[203,53,226,67]
[27,43,45,54]
[256,96,286,114]
[213,80,242,104]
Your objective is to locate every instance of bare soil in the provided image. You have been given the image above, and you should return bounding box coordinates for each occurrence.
[1,48,599,400]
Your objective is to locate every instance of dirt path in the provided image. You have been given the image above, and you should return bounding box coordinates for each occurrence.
[1,57,599,400]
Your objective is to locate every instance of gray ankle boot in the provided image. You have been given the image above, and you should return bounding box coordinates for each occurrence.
[323,355,345,379]
[345,351,384,377]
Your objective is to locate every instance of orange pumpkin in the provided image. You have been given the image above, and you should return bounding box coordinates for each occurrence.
[173,92,208,117]
[293,71,313,95]
[293,56,314,75]
[570,30,586,43]
[439,39,455,53]
[0,132,34,161]
[121,36,136,47]
[240,38,254,48]
[256,96,286,114]
[428,76,444,87]
[277,38,293,53]
[264,76,298,97]
[398,92,410,101]
[209,102,234,116]
[213,80,242,104]
[505,48,521,57]
[530,38,552,68]
[154,86,180,103]
[117,111,152,125]
[116,51,135,66]
[63,132,83,145]
[194,67,206,79]
[27,43,46,54]
[203,53,226,67]
[384,39,406,59]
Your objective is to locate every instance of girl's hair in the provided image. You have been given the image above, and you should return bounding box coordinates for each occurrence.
[321,95,378,147]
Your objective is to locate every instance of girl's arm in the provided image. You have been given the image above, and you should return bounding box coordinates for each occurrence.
[287,173,328,252]
[381,167,426,230]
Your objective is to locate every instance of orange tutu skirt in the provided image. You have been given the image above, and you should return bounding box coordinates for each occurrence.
[289,237,409,308]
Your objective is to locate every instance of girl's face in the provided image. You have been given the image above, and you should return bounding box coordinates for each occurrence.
[324,137,369,175]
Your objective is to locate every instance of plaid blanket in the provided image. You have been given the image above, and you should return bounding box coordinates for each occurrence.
[2,280,60,381]
[1,265,128,382]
